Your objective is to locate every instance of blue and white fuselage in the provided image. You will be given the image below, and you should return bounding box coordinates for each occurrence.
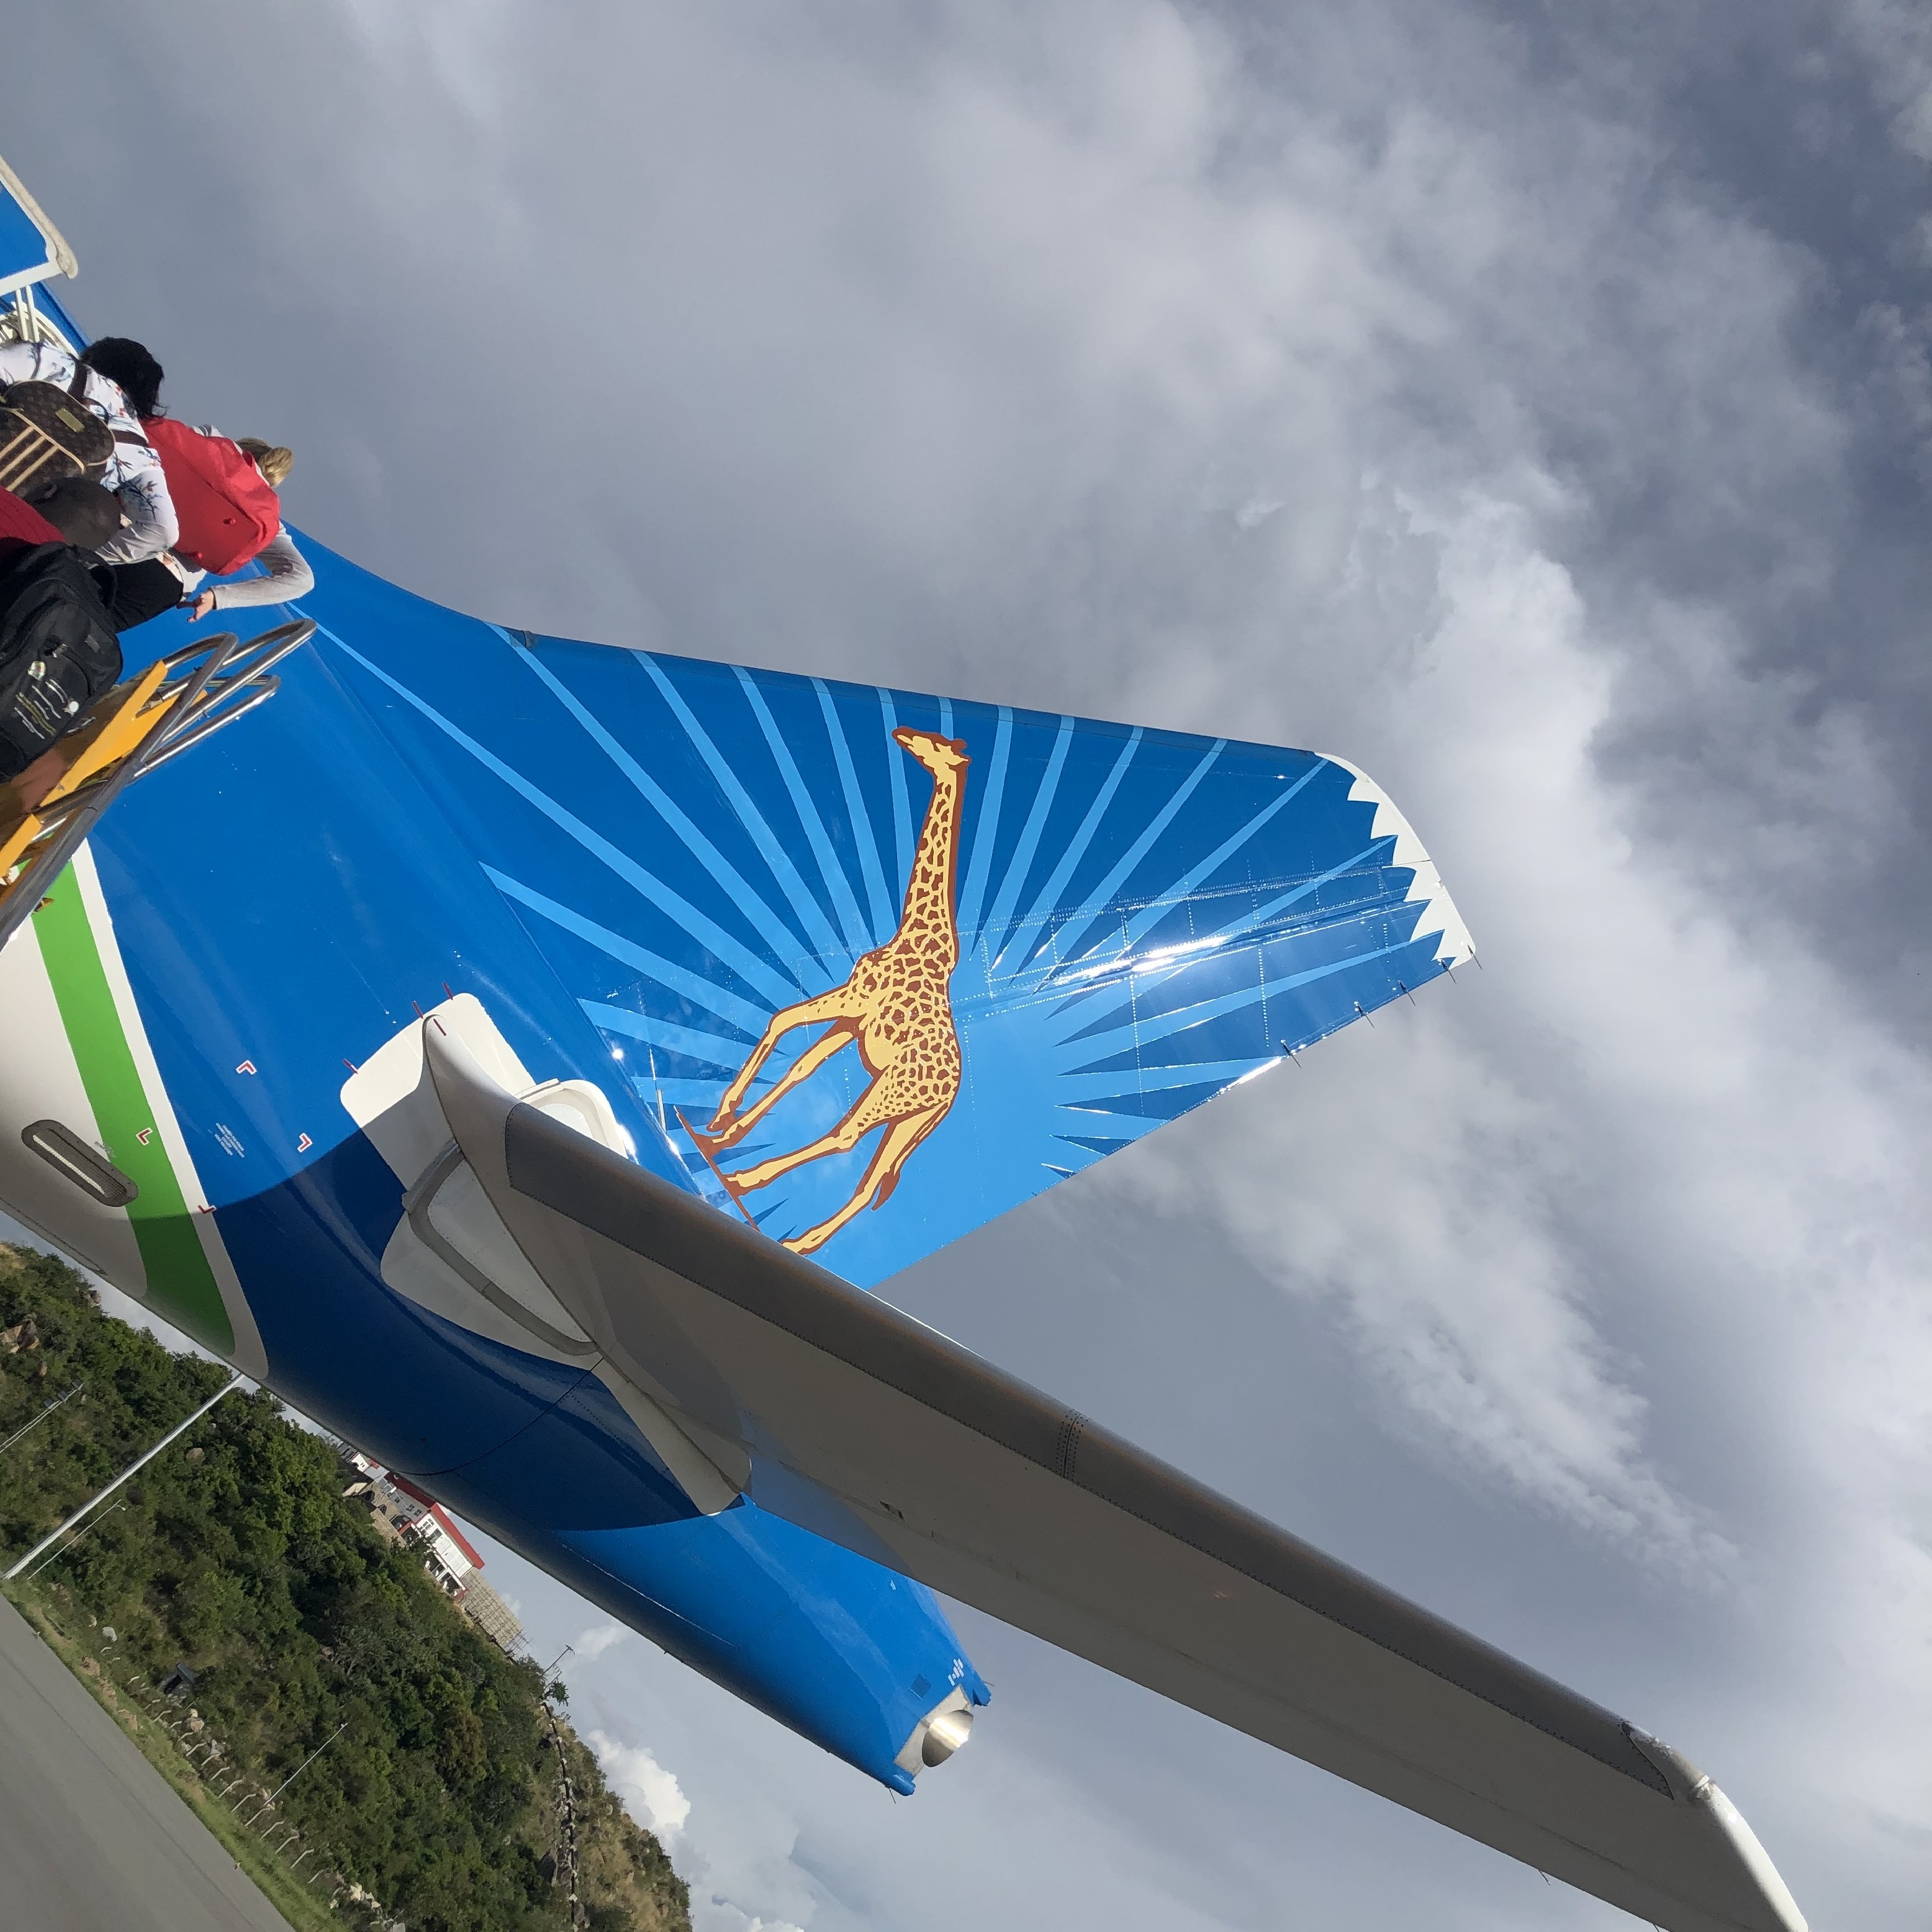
[0,271,1467,1795]
[0,549,991,1785]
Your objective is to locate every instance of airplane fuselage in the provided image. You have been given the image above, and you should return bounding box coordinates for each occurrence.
[0,623,985,1790]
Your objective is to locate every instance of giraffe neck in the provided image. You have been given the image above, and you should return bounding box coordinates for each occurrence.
[898,765,966,941]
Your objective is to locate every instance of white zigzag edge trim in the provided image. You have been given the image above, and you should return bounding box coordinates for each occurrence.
[1320,754,1475,971]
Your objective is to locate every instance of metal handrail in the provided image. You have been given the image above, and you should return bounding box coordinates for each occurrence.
[137,679,281,775]
[0,618,314,955]
[143,620,313,756]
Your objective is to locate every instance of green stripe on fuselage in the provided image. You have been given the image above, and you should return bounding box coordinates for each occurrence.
[32,866,233,1352]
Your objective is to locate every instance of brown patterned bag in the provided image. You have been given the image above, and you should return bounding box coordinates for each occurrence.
[0,367,116,499]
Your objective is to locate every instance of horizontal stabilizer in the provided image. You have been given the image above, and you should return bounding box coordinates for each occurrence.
[426,1022,1805,1932]
[0,148,78,294]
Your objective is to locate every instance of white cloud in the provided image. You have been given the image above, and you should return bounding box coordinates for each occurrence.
[1121,480,1932,1594]
[1848,1,1932,158]
[586,1728,692,1841]
[576,1620,631,1661]
[9,1,1931,1927]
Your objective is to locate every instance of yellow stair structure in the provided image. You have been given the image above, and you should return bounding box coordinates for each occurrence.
[0,620,314,952]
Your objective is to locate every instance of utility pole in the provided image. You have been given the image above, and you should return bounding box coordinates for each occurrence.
[4,1371,243,1580]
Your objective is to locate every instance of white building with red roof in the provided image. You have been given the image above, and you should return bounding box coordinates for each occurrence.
[386,1472,486,1592]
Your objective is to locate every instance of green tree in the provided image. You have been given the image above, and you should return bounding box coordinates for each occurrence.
[0,1244,689,1932]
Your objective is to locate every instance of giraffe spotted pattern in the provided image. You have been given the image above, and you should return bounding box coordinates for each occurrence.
[684,726,970,1256]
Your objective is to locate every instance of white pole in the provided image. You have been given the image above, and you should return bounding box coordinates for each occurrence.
[260,1721,347,1809]
[22,1497,126,1580]
[0,1379,84,1456]
[4,1371,243,1579]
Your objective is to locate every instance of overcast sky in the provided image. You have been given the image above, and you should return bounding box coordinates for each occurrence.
[9,4,1931,1929]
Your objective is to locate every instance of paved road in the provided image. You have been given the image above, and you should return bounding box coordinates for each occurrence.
[0,1592,294,1931]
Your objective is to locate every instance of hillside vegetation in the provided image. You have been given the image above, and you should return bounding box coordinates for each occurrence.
[0,1242,688,1932]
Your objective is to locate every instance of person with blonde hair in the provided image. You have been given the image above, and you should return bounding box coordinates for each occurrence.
[235,437,292,489]
[177,430,313,620]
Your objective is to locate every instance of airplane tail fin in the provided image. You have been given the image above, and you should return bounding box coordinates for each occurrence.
[302,541,1470,1288]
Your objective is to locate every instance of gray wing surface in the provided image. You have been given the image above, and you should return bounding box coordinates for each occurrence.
[427,1027,1805,1932]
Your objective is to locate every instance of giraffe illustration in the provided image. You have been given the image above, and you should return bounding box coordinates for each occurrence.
[683,726,970,1257]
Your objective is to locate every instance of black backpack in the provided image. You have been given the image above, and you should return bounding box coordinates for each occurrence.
[0,542,125,780]
[0,365,119,499]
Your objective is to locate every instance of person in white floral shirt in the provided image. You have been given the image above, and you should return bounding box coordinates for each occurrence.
[0,336,178,567]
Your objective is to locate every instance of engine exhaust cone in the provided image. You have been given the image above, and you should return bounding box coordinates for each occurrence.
[921,1705,973,1767]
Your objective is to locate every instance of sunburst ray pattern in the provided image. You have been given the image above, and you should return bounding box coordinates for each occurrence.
[314,559,1469,1288]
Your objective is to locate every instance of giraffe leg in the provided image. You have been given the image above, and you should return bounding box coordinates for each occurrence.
[709,985,867,1131]
[785,1104,949,1257]
[722,1082,892,1194]
[863,1087,953,1212]
[699,1025,856,1152]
